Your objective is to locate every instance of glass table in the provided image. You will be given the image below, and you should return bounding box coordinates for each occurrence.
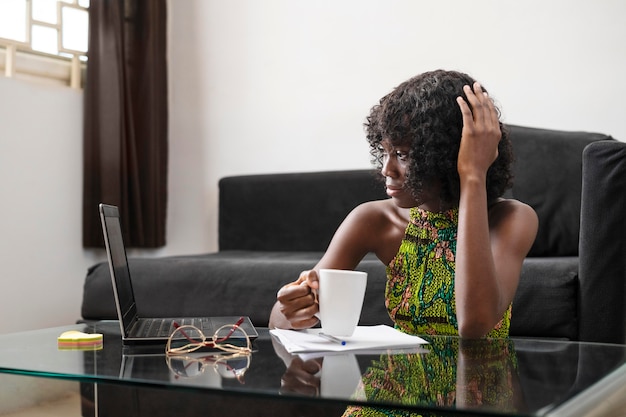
[0,321,624,416]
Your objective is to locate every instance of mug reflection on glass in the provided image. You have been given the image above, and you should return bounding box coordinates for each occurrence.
[320,353,363,398]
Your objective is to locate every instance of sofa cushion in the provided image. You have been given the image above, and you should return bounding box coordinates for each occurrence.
[81,251,392,328]
[83,252,320,326]
[507,125,612,257]
[510,257,579,340]
[83,251,578,338]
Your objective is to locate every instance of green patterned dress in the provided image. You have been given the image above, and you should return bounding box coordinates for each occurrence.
[340,207,517,417]
[386,206,511,338]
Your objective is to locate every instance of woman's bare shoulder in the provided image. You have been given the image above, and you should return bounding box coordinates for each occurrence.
[489,198,537,219]
[342,199,409,263]
[349,199,409,225]
[488,198,539,238]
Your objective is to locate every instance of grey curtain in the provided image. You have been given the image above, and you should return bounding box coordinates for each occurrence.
[83,0,168,248]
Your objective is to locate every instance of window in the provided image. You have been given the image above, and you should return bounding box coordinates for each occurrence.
[0,0,89,89]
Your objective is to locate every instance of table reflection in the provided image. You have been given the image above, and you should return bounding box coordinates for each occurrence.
[277,337,527,415]
[81,327,623,416]
[353,338,525,415]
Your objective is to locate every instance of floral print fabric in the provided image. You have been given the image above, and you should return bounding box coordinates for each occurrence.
[385,207,511,338]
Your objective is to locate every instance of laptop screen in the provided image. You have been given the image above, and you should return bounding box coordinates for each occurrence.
[100,204,138,335]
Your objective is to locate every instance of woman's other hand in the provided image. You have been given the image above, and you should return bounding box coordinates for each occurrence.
[456,82,502,180]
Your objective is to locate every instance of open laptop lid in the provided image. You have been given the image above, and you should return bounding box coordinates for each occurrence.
[99,203,259,346]
[99,203,139,340]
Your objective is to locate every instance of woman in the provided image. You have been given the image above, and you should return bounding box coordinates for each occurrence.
[269,70,538,339]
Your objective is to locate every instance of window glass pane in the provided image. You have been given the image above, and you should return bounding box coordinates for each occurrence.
[32,25,58,55]
[32,0,58,24]
[61,0,90,6]
[1,0,88,87]
[0,0,27,42]
[61,6,88,52]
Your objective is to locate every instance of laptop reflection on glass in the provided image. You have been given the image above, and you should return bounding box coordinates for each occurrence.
[98,203,258,345]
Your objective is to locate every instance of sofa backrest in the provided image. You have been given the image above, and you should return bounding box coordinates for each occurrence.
[219,170,387,251]
[219,125,613,256]
[507,125,612,257]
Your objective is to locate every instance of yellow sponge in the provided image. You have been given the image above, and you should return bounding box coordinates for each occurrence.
[58,330,103,351]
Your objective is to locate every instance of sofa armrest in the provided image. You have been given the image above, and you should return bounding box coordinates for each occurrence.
[579,140,626,344]
[218,170,387,251]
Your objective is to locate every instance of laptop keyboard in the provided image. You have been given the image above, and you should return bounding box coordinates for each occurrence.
[134,318,211,338]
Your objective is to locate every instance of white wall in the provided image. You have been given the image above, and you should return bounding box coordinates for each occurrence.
[1,0,625,334]
[0,77,101,333]
[167,0,626,257]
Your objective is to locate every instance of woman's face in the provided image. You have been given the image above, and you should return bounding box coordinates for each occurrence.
[380,139,419,208]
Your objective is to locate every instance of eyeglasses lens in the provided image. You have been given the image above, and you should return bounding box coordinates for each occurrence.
[214,325,249,347]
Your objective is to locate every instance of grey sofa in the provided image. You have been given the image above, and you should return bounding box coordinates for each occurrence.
[81,125,626,344]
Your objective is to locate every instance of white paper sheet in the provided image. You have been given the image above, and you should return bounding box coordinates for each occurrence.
[270,325,429,354]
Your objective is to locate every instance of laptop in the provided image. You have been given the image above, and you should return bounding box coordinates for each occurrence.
[99,203,258,345]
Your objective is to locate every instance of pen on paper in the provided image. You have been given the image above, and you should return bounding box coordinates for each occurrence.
[318,332,346,346]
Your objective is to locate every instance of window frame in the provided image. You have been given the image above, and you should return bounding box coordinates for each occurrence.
[0,0,88,89]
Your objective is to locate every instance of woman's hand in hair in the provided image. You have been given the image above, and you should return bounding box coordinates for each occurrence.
[456,82,502,181]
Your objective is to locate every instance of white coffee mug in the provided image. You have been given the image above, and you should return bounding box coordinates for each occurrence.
[318,269,367,337]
